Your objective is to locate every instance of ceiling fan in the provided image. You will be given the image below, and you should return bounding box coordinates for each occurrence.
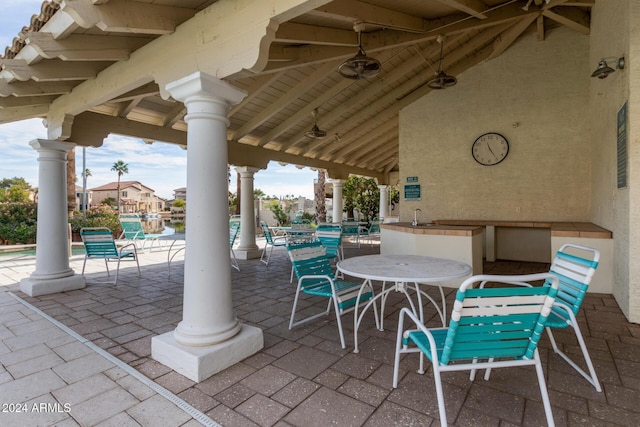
[305,109,327,139]
[338,22,381,80]
[427,36,457,90]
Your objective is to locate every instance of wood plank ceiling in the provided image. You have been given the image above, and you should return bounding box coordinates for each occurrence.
[0,0,592,178]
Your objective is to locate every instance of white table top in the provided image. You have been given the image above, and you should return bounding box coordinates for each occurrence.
[337,254,472,283]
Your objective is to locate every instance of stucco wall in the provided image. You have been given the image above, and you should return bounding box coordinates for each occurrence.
[589,0,638,321]
[400,27,591,224]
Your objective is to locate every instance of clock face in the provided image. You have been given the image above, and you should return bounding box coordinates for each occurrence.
[472,133,509,166]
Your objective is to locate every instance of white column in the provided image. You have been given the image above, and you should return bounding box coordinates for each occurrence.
[152,72,262,382]
[332,179,345,223]
[20,140,85,296]
[234,166,261,259]
[378,185,388,220]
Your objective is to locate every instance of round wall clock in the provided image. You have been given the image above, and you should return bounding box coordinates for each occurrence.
[472,132,509,166]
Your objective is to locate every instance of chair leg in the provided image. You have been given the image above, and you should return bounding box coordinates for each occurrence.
[260,243,271,265]
[230,248,240,271]
[332,298,347,349]
[534,349,556,427]
[547,326,602,392]
[432,364,448,427]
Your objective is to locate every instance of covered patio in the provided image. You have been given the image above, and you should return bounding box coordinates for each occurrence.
[1,1,640,424]
[2,243,639,426]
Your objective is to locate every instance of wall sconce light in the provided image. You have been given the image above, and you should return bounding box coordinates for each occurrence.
[591,57,625,79]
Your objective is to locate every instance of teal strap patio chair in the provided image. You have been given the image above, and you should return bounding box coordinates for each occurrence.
[260,222,286,266]
[119,215,164,250]
[287,241,379,349]
[363,218,382,246]
[315,223,343,261]
[81,227,140,285]
[393,272,560,427]
[341,220,363,248]
[480,243,602,391]
[230,221,240,271]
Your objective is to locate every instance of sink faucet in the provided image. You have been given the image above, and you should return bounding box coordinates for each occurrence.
[412,209,422,226]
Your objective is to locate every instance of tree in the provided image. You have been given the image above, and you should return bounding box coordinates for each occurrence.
[81,168,92,212]
[0,177,31,190]
[342,176,379,223]
[315,169,326,223]
[0,177,32,203]
[111,160,129,213]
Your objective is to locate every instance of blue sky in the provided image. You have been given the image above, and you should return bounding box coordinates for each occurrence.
[0,1,318,200]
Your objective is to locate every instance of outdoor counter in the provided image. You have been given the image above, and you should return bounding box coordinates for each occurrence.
[434,219,613,293]
[380,222,484,275]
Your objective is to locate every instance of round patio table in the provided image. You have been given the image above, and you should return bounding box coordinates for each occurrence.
[337,254,472,353]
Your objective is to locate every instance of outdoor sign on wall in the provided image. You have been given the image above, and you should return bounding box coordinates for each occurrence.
[617,101,628,189]
[404,184,421,201]
[406,176,419,183]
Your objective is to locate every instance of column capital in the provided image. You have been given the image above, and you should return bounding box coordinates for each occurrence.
[166,72,246,105]
[29,139,77,153]
[235,166,261,175]
[377,184,388,190]
[330,179,345,185]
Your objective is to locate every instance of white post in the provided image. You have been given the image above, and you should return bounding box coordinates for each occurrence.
[20,139,86,296]
[152,72,262,382]
[378,185,388,220]
[332,179,345,223]
[235,166,261,259]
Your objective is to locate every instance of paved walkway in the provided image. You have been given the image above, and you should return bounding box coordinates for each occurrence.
[1,239,639,426]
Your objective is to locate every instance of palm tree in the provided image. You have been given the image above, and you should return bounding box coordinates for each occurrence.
[81,168,92,212]
[315,169,326,223]
[111,160,129,213]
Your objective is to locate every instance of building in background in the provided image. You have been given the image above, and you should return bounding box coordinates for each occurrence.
[90,181,164,214]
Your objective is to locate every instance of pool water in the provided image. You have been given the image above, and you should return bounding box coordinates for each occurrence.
[0,247,85,258]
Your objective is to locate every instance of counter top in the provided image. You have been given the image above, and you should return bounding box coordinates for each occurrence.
[433,220,612,239]
[381,222,483,236]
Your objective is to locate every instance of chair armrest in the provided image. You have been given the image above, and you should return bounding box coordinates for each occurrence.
[299,274,333,283]
[119,242,138,255]
[397,307,443,363]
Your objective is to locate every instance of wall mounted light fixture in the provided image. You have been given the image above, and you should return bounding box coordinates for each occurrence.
[591,56,625,79]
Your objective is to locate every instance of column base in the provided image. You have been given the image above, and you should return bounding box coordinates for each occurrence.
[151,323,263,382]
[19,274,86,297]
[235,248,262,260]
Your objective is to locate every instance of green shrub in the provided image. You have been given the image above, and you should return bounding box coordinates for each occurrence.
[0,202,37,244]
[70,204,121,235]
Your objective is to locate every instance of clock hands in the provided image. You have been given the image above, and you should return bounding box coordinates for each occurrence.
[486,142,498,159]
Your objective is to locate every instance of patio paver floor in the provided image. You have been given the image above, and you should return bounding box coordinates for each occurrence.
[1,239,639,426]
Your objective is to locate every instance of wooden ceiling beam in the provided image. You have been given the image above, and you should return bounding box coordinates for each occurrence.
[162,103,186,128]
[109,82,159,103]
[423,2,537,35]
[489,14,538,60]
[309,0,426,32]
[0,79,78,97]
[229,72,285,117]
[326,118,398,162]
[537,15,545,41]
[542,7,590,35]
[116,97,141,118]
[274,23,356,46]
[61,0,195,34]
[433,0,489,19]
[0,94,57,108]
[0,59,111,82]
[256,48,398,149]
[23,32,149,61]
[351,134,398,169]
[230,60,339,141]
